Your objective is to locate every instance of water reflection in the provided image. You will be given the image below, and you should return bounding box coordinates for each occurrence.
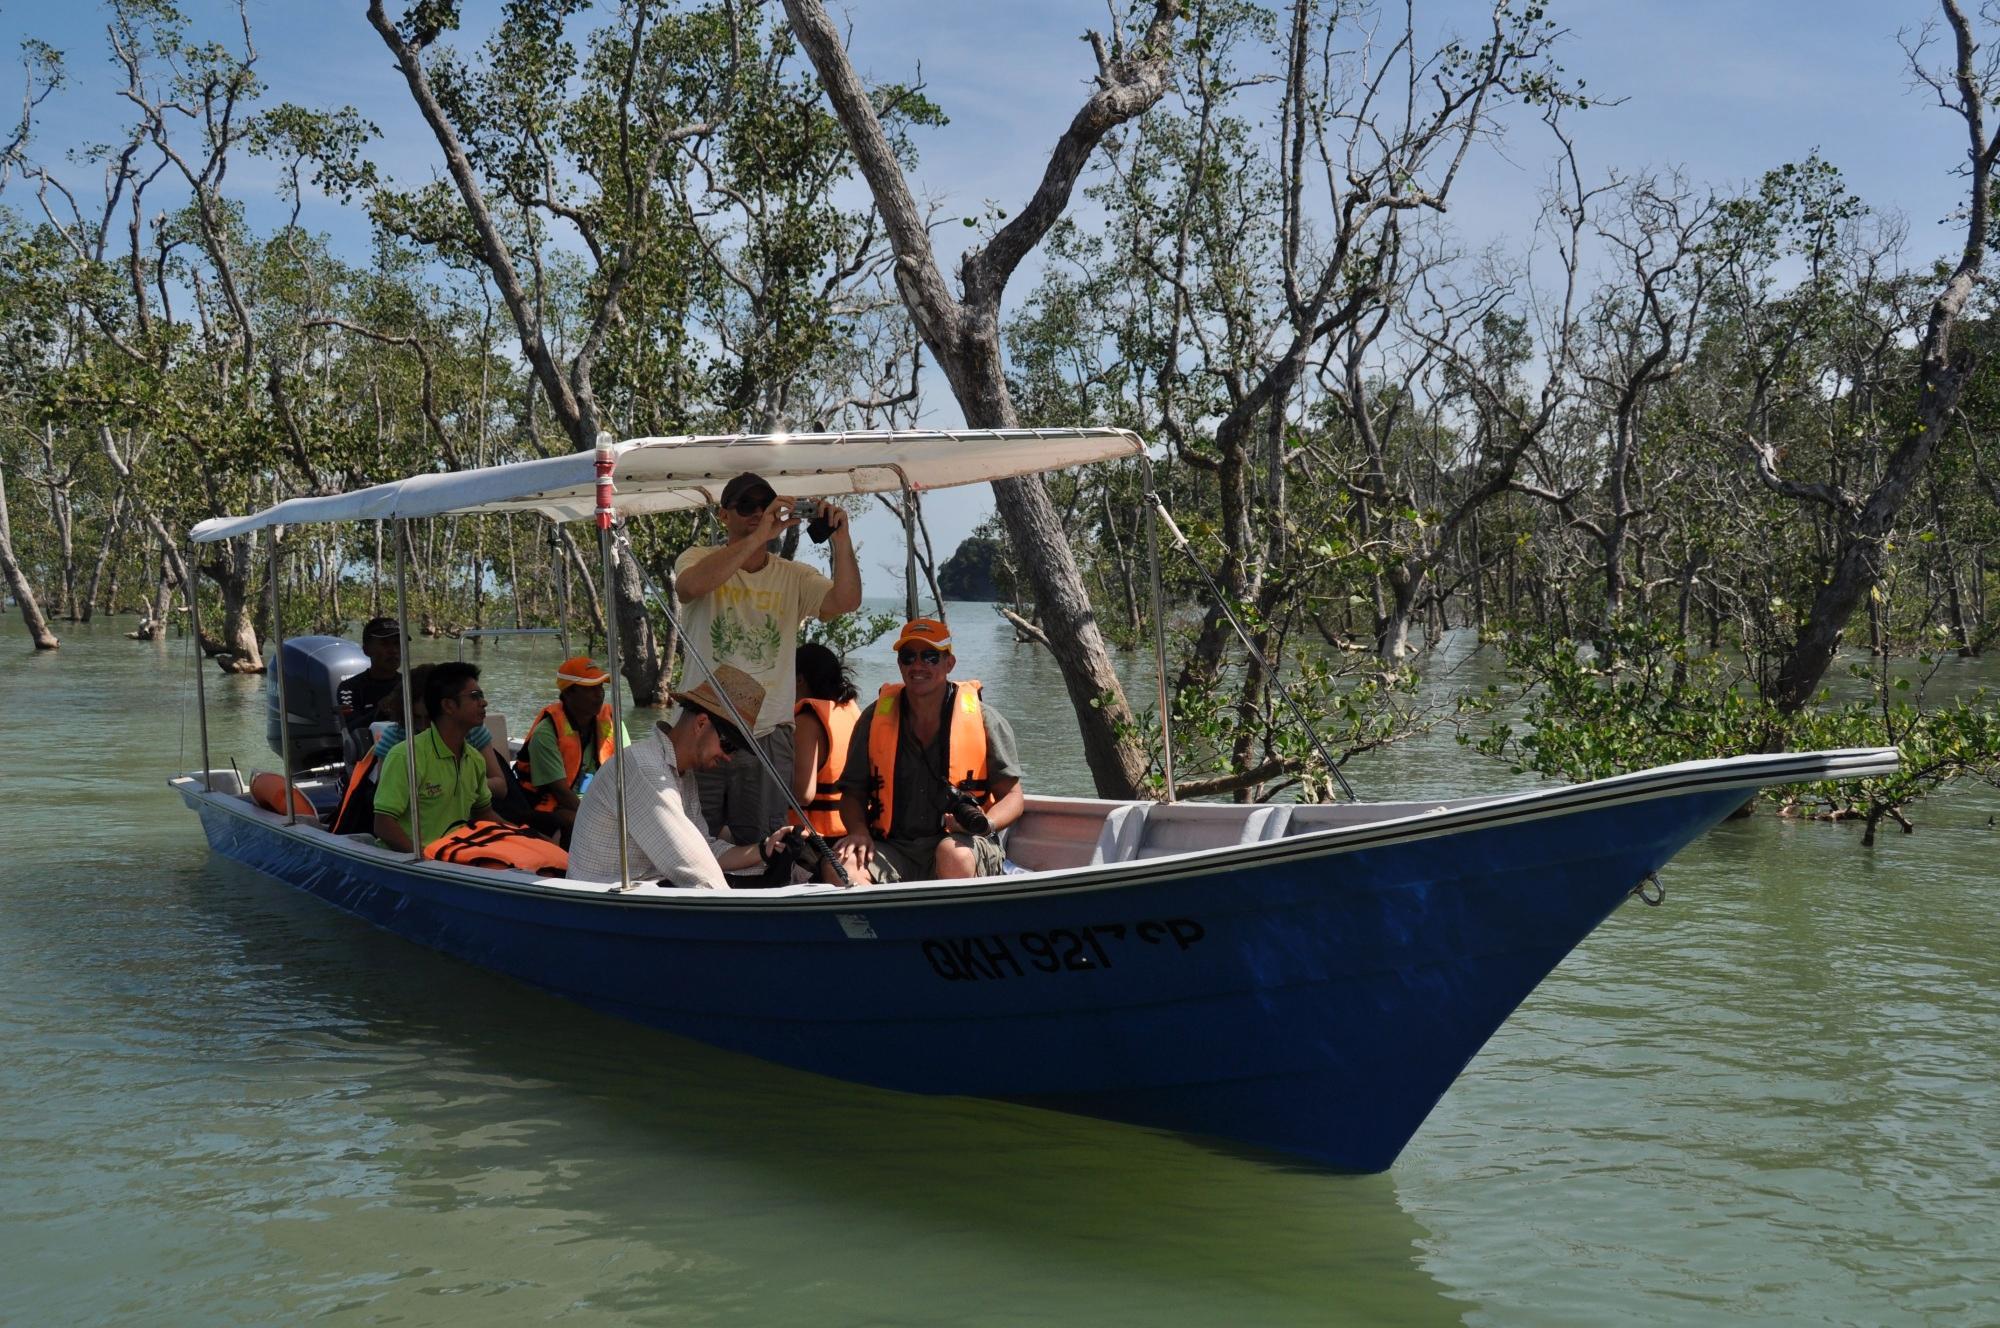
[140,852,1461,1325]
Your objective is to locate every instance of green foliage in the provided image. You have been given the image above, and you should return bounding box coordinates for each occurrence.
[1112,651,1427,802]
[1467,621,1784,780]
[801,608,895,659]
[1471,624,2000,843]
[1783,692,2000,841]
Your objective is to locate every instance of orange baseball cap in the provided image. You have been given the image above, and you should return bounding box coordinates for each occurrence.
[891,617,953,653]
[556,656,612,690]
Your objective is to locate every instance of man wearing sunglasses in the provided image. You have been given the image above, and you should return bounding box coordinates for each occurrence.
[569,665,800,888]
[673,471,863,852]
[833,618,1026,885]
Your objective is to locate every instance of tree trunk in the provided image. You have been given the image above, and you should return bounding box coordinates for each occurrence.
[1974,546,1987,654]
[509,536,523,629]
[1931,488,1973,655]
[783,0,1178,798]
[1103,490,1143,640]
[1376,585,1417,662]
[131,553,173,642]
[0,458,59,649]
[81,489,127,625]
[39,425,79,620]
[367,0,663,705]
[204,536,263,673]
[1766,0,1996,713]
[913,495,947,618]
[558,527,611,647]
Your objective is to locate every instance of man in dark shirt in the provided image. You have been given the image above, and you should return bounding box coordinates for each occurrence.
[834,617,1024,884]
[336,616,403,766]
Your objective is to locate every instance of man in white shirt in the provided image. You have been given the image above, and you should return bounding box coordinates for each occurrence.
[567,664,798,888]
[673,471,862,845]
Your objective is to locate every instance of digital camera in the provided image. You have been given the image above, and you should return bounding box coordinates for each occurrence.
[945,788,991,837]
[791,497,833,544]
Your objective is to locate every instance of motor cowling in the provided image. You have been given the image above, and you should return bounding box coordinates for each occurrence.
[267,635,368,773]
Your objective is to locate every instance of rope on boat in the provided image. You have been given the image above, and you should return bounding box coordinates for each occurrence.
[1633,872,1665,906]
[1144,492,1358,802]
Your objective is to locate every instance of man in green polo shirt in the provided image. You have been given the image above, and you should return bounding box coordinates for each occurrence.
[373,661,506,852]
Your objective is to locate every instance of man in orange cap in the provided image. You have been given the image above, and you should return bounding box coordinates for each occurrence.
[834,617,1026,884]
[673,471,862,847]
[513,655,629,842]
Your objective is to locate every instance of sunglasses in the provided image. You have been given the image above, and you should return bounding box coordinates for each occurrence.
[897,647,946,666]
[714,726,742,756]
[455,688,485,703]
[731,496,774,517]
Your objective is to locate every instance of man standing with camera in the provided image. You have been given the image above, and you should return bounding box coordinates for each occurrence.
[674,471,862,846]
[834,617,1025,884]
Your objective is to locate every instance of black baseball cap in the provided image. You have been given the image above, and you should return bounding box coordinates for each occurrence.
[719,472,776,510]
[361,616,400,642]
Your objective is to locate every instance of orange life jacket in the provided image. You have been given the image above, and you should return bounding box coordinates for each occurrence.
[865,680,991,839]
[513,700,616,811]
[789,696,861,837]
[331,748,378,834]
[423,822,571,876]
[250,770,318,821]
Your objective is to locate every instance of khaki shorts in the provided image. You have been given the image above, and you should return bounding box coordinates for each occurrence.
[865,833,1004,884]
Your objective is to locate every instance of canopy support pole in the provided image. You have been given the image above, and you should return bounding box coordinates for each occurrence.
[394,520,423,859]
[1139,455,1176,803]
[595,439,633,893]
[268,532,298,824]
[190,540,213,792]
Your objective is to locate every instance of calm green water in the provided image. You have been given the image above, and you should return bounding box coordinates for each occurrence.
[2,612,1996,1326]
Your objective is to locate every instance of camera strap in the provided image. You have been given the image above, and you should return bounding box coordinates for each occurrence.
[899,685,974,805]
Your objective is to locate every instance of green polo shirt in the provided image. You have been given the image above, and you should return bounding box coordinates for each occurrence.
[372,726,492,847]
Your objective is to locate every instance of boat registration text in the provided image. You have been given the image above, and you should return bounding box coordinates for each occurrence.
[921,918,1206,982]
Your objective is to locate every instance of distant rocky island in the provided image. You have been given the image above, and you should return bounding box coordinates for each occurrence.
[938,534,1004,601]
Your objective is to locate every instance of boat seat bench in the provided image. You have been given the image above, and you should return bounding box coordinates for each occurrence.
[1004,795,1490,872]
[1090,801,1294,864]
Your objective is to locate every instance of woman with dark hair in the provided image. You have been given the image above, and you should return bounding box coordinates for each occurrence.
[789,642,861,840]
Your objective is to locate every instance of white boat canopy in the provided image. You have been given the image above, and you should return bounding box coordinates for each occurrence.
[191,427,1145,543]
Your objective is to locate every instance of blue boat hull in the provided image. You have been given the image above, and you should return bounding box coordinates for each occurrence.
[177,753,1879,1171]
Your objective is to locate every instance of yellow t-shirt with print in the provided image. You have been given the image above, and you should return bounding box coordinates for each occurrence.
[671,546,832,735]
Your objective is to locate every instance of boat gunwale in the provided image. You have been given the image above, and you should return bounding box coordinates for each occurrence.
[173,745,1897,912]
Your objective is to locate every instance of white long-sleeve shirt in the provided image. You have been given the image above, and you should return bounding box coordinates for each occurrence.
[567,728,732,889]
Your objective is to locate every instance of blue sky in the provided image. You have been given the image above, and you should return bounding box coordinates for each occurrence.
[1,0,1981,562]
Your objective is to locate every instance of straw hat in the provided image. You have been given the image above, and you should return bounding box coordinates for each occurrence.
[670,664,764,739]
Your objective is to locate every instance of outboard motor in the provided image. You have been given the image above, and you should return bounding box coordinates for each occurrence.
[267,635,368,773]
